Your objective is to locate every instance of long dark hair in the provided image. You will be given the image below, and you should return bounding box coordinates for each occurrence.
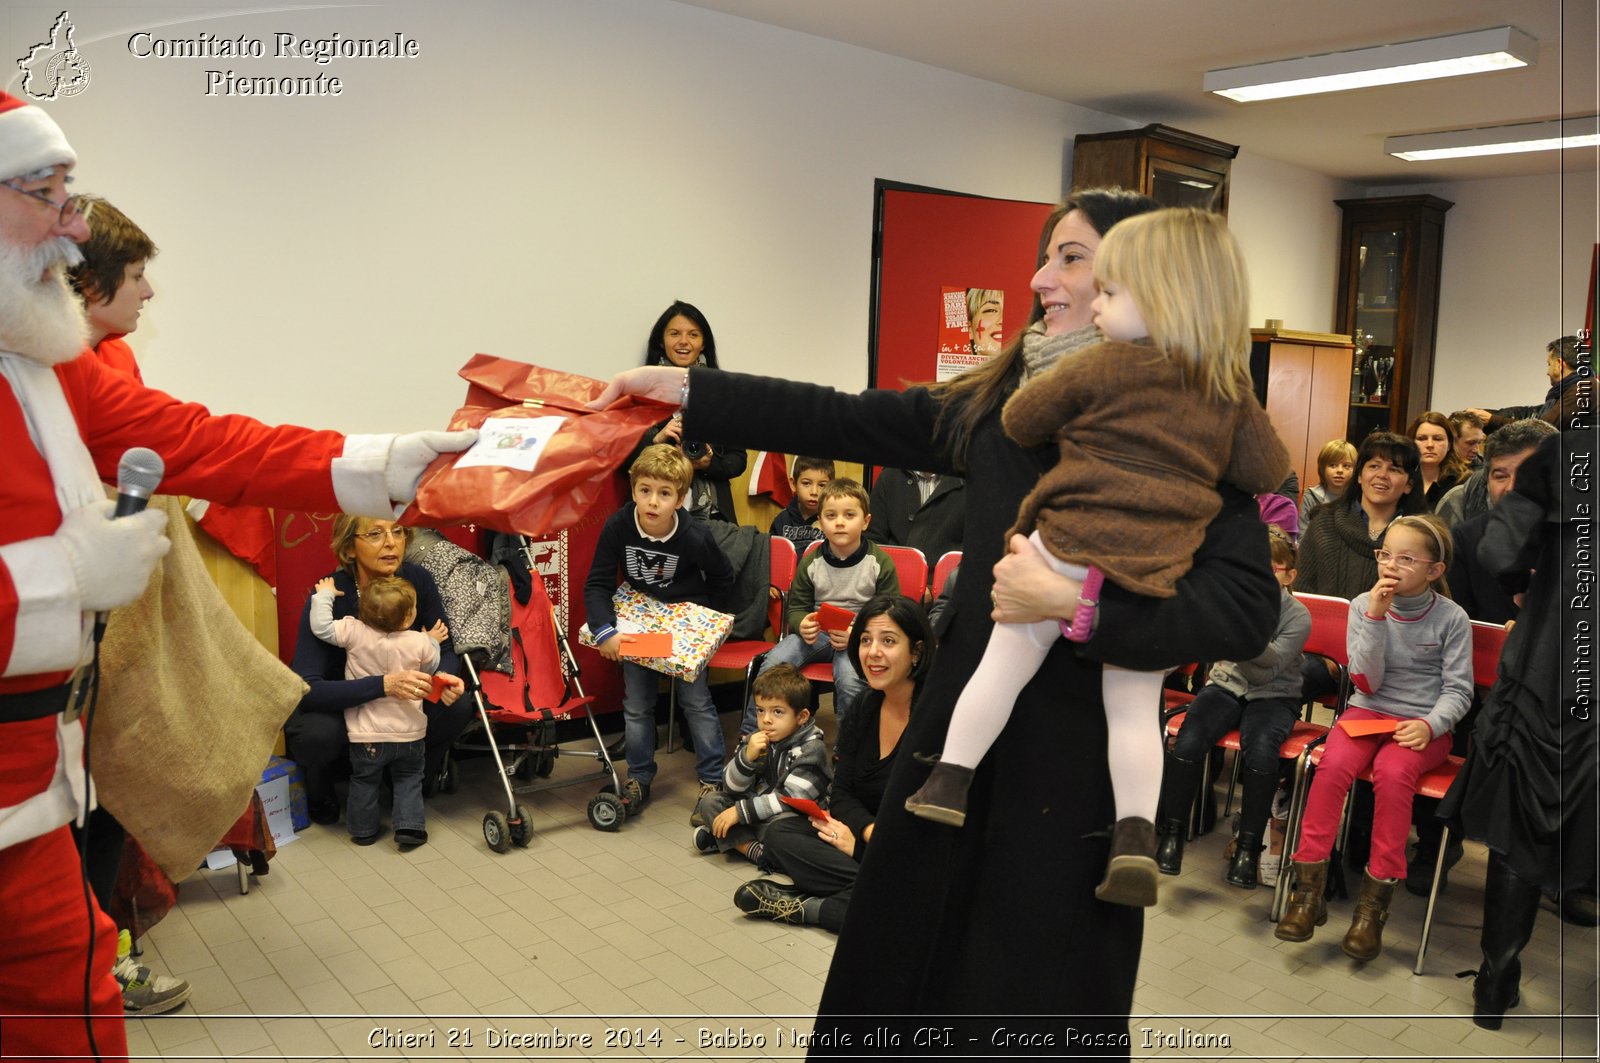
[839,594,937,749]
[926,188,1159,470]
[643,300,719,369]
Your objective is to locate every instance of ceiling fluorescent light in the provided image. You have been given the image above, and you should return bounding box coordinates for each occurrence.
[1386,117,1600,161]
[1205,27,1536,103]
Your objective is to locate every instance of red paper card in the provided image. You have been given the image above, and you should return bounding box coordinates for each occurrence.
[780,796,827,820]
[619,632,674,658]
[428,673,451,701]
[816,603,855,633]
[1339,718,1399,737]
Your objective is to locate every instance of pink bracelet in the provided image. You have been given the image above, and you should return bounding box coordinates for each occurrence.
[1059,565,1104,643]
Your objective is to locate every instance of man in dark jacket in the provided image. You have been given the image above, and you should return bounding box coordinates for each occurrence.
[865,468,965,565]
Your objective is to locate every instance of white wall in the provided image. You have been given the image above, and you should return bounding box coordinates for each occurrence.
[1228,152,1357,332]
[6,0,1347,436]
[1364,169,1598,415]
[5,0,1102,432]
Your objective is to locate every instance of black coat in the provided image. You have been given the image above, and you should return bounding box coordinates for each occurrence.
[686,369,1278,1053]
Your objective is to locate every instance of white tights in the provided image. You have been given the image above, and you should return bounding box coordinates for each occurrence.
[940,533,1164,823]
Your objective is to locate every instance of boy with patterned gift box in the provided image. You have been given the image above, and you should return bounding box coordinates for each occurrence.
[743,479,897,737]
[585,444,735,810]
[693,664,830,867]
[769,456,834,548]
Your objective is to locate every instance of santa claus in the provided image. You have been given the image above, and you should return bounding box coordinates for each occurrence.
[0,91,473,1059]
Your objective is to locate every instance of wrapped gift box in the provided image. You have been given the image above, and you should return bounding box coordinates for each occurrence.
[579,586,734,681]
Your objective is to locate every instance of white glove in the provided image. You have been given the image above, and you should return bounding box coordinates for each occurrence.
[385,429,478,503]
[56,499,171,612]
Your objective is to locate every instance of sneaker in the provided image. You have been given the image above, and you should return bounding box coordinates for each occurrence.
[733,879,807,924]
[114,930,190,1016]
[688,780,719,827]
[692,825,717,854]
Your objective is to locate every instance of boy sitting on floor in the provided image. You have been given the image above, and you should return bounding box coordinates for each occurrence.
[694,664,830,868]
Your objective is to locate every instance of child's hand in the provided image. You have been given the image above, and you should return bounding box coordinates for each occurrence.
[826,625,849,651]
[1368,574,1401,617]
[315,577,340,596]
[1393,719,1433,750]
[711,805,740,839]
[744,731,770,761]
[799,613,822,644]
[598,634,624,661]
[426,619,449,643]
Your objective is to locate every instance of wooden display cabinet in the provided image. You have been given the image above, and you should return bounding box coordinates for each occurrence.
[1071,124,1238,214]
[1335,195,1453,441]
[1250,327,1356,501]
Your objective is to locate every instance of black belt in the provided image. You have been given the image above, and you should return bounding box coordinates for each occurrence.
[0,670,90,723]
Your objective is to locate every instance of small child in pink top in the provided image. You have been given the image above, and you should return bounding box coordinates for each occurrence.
[310,575,447,848]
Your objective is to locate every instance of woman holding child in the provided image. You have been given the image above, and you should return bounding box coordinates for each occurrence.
[592,188,1280,1050]
[284,516,468,824]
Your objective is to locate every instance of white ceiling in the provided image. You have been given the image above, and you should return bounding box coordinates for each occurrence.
[672,0,1598,185]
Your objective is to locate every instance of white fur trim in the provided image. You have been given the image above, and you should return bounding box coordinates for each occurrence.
[0,101,76,183]
[331,433,397,518]
[0,535,88,676]
[0,716,81,849]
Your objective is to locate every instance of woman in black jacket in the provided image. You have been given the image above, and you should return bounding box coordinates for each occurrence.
[591,189,1279,1055]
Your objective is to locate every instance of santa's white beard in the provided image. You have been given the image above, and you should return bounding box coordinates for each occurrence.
[0,237,89,365]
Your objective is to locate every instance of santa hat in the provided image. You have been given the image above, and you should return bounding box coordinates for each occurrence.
[0,91,76,182]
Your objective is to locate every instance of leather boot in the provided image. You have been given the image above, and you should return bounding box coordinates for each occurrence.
[1274,860,1328,941]
[1404,811,1463,896]
[1227,833,1264,889]
[903,760,975,827]
[1095,817,1160,907]
[1154,752,1205,875]
[1227,767,1277,889]
[1473,851,1540,1029]
[1342,870,1397,961]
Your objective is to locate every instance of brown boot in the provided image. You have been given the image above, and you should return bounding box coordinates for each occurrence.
[1342,870,1397,961]
[904,760,975,827]
[1095,817,1160,907]
[1274,860,1329,941]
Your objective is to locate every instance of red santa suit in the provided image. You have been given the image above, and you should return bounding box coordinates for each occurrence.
[0,351,397,1059]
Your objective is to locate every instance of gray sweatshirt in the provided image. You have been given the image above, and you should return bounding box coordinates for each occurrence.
[1208,587,1310,702]
[1347,588,1473,738]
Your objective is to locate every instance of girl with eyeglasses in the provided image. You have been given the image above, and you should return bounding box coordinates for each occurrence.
[1275,513,1472,963]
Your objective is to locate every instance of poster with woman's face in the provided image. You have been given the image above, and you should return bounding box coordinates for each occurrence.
[935,286,1005,381]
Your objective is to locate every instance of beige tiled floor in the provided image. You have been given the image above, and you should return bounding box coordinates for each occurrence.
[123,707,1598,1061]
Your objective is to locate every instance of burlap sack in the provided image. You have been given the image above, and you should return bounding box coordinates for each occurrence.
[94,495,307,882]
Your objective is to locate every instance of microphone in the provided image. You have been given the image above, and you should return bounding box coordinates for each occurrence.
[96,448,165,640]
[114,447,164,518]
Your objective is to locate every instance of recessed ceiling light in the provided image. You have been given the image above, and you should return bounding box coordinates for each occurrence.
[1386,117,1600,160]
[1204,27,1536,103]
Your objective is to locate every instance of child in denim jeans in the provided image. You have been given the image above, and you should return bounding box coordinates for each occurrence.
[310,574,446,848]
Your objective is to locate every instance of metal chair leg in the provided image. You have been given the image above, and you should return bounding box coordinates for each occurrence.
[1414,825,1452,975]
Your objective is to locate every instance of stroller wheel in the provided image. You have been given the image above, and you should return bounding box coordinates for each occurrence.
[510,805,533,847]
[483,811,512,852]
[534,750,556,778]
[588,793,625,832]
[440,755,460,795]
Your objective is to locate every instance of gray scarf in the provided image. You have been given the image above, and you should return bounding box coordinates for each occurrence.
[1019,321,1101,385]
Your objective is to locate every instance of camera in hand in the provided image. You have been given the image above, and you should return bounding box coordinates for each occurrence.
[682,439,710,460]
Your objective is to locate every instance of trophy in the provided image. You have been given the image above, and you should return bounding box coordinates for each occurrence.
[1369,355,1394,404]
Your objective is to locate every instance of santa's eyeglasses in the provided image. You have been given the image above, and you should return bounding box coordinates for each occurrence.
[1,179,86,226]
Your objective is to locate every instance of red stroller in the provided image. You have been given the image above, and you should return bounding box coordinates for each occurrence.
[453,551,638,850]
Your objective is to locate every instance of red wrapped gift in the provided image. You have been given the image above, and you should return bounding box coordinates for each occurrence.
[404,356,672,536]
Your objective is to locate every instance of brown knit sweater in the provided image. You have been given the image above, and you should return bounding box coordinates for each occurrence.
[1003,339,1290,597]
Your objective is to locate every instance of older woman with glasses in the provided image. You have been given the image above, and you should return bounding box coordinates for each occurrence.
[284,516,468,824]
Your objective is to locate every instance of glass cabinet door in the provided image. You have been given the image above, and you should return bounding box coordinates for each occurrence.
[1349,226,1404,441]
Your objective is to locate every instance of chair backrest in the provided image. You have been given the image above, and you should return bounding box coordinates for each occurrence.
[931,550,962,600]
[768,536,799,636]
[878,544,929,602]
[800,539,929,602]
[1294,592,1351,665]
[1468,619,1508,690]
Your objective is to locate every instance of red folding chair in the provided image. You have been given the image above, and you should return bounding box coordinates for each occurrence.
[931,550,962,601]
[689,536,798,733]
